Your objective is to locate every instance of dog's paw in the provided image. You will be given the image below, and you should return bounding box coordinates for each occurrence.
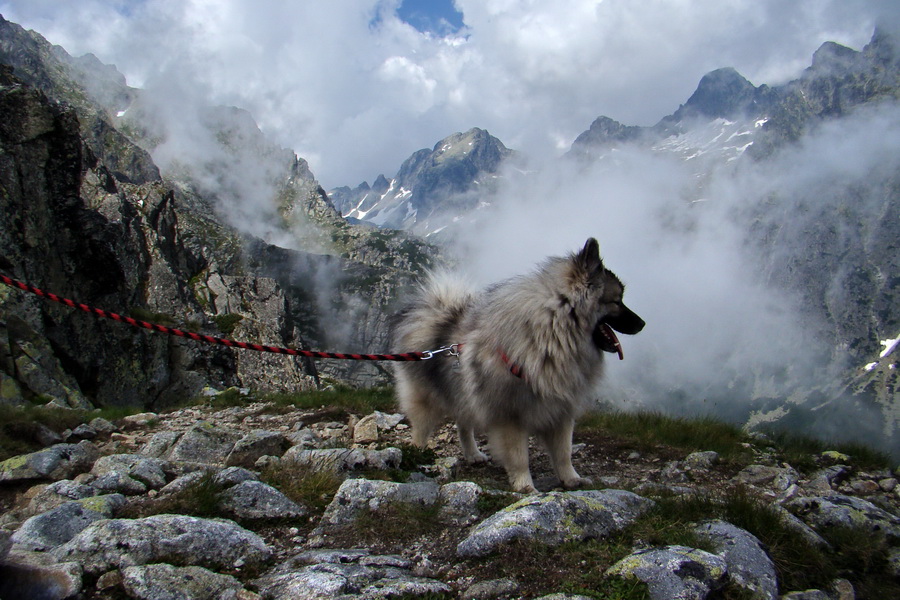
[561,476,594,489]
[464,450,491,464]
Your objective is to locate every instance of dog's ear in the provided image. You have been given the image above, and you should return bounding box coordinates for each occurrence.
[577,238,603,274]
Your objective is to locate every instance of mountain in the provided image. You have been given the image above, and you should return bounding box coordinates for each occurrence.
[569,29,900,453]
[0,15,438,408]
[329,127,516,237]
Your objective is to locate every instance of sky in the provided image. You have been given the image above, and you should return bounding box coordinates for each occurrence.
[0,0,895,189]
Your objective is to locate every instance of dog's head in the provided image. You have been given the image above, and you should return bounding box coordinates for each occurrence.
[574,238,645,359]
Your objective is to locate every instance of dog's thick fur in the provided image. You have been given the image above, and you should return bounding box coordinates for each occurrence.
[392,238,645,493]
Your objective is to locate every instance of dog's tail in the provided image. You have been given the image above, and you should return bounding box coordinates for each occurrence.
[391,270,473,350]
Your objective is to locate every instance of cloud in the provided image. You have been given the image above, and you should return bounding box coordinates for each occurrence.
[0,0,891,187]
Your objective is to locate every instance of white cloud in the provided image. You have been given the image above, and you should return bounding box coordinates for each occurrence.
[0,0,891,188]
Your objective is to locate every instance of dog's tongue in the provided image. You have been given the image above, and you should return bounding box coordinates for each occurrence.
[602,323,624,360]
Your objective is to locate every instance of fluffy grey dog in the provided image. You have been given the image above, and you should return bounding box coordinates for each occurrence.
[392,238,644,493]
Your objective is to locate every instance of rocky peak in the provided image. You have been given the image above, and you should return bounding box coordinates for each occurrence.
[675,67,771,121]
[809,41,863,76]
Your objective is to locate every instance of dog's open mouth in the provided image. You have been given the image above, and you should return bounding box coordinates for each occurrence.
[596,322,624,360]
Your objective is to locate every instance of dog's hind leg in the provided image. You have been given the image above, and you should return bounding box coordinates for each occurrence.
[539,418,593,489]
[397,380,444,448]
[457,422,489,464]
[487,423,536,493]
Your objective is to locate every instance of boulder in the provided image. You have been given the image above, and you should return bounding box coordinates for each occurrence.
[317,479,440,533]
[226,430,287,468]
[0,442,99,482]
[606,545,727,600]
[11,497,123,551]
[51,514,272,574]
[164,422,242,464]
[219,480,308,520]
[457,490,654,558]
[694,520,778,599]
[786,494,900,540]
[91,454,169,490]
[122,564,245,600]
[282,447,402,472]
[0,549,82,600]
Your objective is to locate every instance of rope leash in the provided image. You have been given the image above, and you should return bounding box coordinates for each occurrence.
[0,273,451,362]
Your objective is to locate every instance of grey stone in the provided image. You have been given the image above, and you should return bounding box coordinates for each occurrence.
[684,451,719,470]
[317,479,440,533]
[694,520,778,599]
[0,441,99,483]
[786,494,900,540]
[68,423,97,440]
[534,595,595,600]
[121,412,159,427]
[439,481,484,526]
[805,465,851,494]
[122,564,245,600]
[457,490,654,558]
[464,577,520,599]
[353,414,379,443]
[734,464,799,491]
[91,470,147,495]
[0,549,82,600]
[226,430,287,468]
[772,505,830,548]
[25,479,99,516]
[286,428,321,448]
[91,454,169,489]
[214,466,259,487]
[51,514,272,574]
[140,430,182,458]
[11,498,121,550]
[33,423,63,447]
[606,545,728,600]
[219,480,308,520]
[158,470,209,496]
[88,417,118,435]
[283,447,402,472]
[165,422,241,464]
[373,411,405,430]
[253,551,451,600]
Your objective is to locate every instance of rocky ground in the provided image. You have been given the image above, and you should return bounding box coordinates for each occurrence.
[1,390,900,600]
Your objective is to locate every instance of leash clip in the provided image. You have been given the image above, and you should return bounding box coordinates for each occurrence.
[421,344,461,360]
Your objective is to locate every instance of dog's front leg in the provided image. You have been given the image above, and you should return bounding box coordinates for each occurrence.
[487,423,536,493]
[540,418,593,489]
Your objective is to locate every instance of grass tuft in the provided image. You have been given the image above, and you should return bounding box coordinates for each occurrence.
[259,457,343,513]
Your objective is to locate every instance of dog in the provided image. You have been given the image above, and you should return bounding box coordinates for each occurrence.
[391,238,645,493]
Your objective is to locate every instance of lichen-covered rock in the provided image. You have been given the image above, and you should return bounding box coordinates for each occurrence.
[456,490,654,558]
[219,480,308,520]
[24,479,100,516]
[122,563,245,600]
[226,430,287,467]
[0,441,99,482]
[786,494,900,540]
[606,545,728,600]
[352,414,379,443]
[11,497,122,550]
[282,447,402,472]
[51,514,272,574]
[694,520,778,599]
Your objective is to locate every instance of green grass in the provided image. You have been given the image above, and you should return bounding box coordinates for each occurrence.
[259,385,397,415]
[758,427,893,473]
[578,410,754,461]
[120,471,224,519]
[259,457,343,513]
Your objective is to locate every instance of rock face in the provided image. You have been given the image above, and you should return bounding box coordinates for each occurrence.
[0,15,442,405]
